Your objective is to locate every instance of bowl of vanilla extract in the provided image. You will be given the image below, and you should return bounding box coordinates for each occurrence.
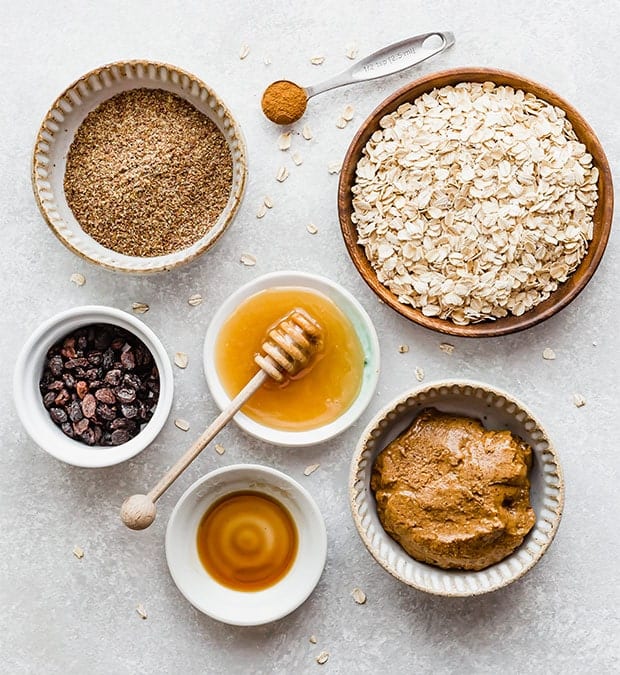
[165,464,327,625]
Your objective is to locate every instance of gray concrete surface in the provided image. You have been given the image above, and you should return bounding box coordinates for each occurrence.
[1,1,618,673]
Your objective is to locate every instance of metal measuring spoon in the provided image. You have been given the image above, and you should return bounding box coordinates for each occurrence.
[261,31,455,124]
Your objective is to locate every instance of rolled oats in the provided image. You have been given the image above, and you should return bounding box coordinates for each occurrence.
[351,82,598,324]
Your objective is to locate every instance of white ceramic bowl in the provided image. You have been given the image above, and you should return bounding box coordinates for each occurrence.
[350,380,564,596]
[13,305,174,468]
[165,464,327,626]
[203,271,380,446]
[32,60,247,273]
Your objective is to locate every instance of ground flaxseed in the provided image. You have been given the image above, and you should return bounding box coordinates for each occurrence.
[64,88,233,257]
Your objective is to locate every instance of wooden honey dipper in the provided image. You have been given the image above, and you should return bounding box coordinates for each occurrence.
[120,309,323,530]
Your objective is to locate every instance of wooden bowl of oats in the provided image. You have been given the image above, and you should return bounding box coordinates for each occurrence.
[32,61,247,274]
[338,68,613,337]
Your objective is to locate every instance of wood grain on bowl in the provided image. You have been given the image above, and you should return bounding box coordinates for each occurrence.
[338,68,614,337]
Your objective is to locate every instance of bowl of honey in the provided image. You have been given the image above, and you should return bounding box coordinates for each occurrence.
[203,271,380,446]
[165,464,327,626]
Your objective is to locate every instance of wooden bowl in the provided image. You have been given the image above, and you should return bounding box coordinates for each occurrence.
[338,68,613,337]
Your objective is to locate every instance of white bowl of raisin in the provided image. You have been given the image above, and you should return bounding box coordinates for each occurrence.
[13,305,174,467]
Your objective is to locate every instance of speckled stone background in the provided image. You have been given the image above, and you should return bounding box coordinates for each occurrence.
[2,1,619,673]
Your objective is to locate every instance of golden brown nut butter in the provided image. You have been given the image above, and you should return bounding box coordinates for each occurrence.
[371,409,536,571]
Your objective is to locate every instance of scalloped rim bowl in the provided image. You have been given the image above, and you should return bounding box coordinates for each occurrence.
[349,379,564,596]
[203,271,381,447]
[32,60,247,274]
[13,305,174,468]
[165,464,327,626]
[338,67,614,337]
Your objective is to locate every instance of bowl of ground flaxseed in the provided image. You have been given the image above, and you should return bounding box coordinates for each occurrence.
[32,61,247,273]
[338,68,613,337]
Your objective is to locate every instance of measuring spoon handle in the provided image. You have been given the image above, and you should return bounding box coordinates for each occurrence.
[305,31,455,99]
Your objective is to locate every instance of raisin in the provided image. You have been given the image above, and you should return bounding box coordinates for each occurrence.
[110,429,129,445]
[115,387,136,404]
[61,422,75,438]
[67,400,83,422]
[104,369,121,386]
[81,393,97,418]
[95,388,116,404]
[50,408,68,424]
[49,355,64,376]
[43,392,57,409]
[76,381,89,399]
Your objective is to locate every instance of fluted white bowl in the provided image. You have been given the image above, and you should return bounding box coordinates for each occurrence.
[349,380,564,596]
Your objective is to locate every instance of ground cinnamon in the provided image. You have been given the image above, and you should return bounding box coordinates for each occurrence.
[261,80,307,124]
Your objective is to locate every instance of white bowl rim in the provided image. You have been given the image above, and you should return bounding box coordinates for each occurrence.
[203,270,380,446]
[13,304,174,467]
[165,463,328,625]
[349,378,565,596]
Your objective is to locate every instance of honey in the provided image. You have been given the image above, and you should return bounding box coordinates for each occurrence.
[196,491,298,591]
[215,286,365,430]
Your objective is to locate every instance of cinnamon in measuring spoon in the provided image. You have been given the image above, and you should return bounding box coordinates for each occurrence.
[261,80,307,124]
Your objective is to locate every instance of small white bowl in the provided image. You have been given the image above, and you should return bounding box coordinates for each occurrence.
[165,464,327,626]
[13,305,174,468]
[203,271,380,446]
[350,380,564,596]
[32,60,247,273]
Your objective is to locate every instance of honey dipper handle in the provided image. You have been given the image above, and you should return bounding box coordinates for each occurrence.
[148,369,268,503]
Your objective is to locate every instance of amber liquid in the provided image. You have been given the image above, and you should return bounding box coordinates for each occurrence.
[196,491,298,592]
[215,287,365,431]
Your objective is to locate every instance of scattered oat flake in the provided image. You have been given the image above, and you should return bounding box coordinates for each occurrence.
[351,587,367,604]
[439,343,455,355]
[292,151,303,166]
[415,367,425,382]
[264,196,274,209]
[240,253,257,266]
[398,344,409,354]
[302,124,313,140]
[309,635,318,644]
[573,393,586,408]
[336,117,347,129]
[276,166,289,182]
[310,56,325,65]
[316,652,329,665]
[345,42,358,59]
[215,443,226,455]
[264,56,272,65]
[278,132,292,150]
[304,463,320,476]
[256,204,267,219]
[188,293,203,306]
[306,223,318,235]
[174,352,188,369]
[136,604,147,620]
[343,105,355,121]
[328,161,342,174]
[174,418,190,431]
[239,44,250,60]
[542,348,556,360]
[131,302,149,314]
[72,546,84,559]
[70,272,85,286]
